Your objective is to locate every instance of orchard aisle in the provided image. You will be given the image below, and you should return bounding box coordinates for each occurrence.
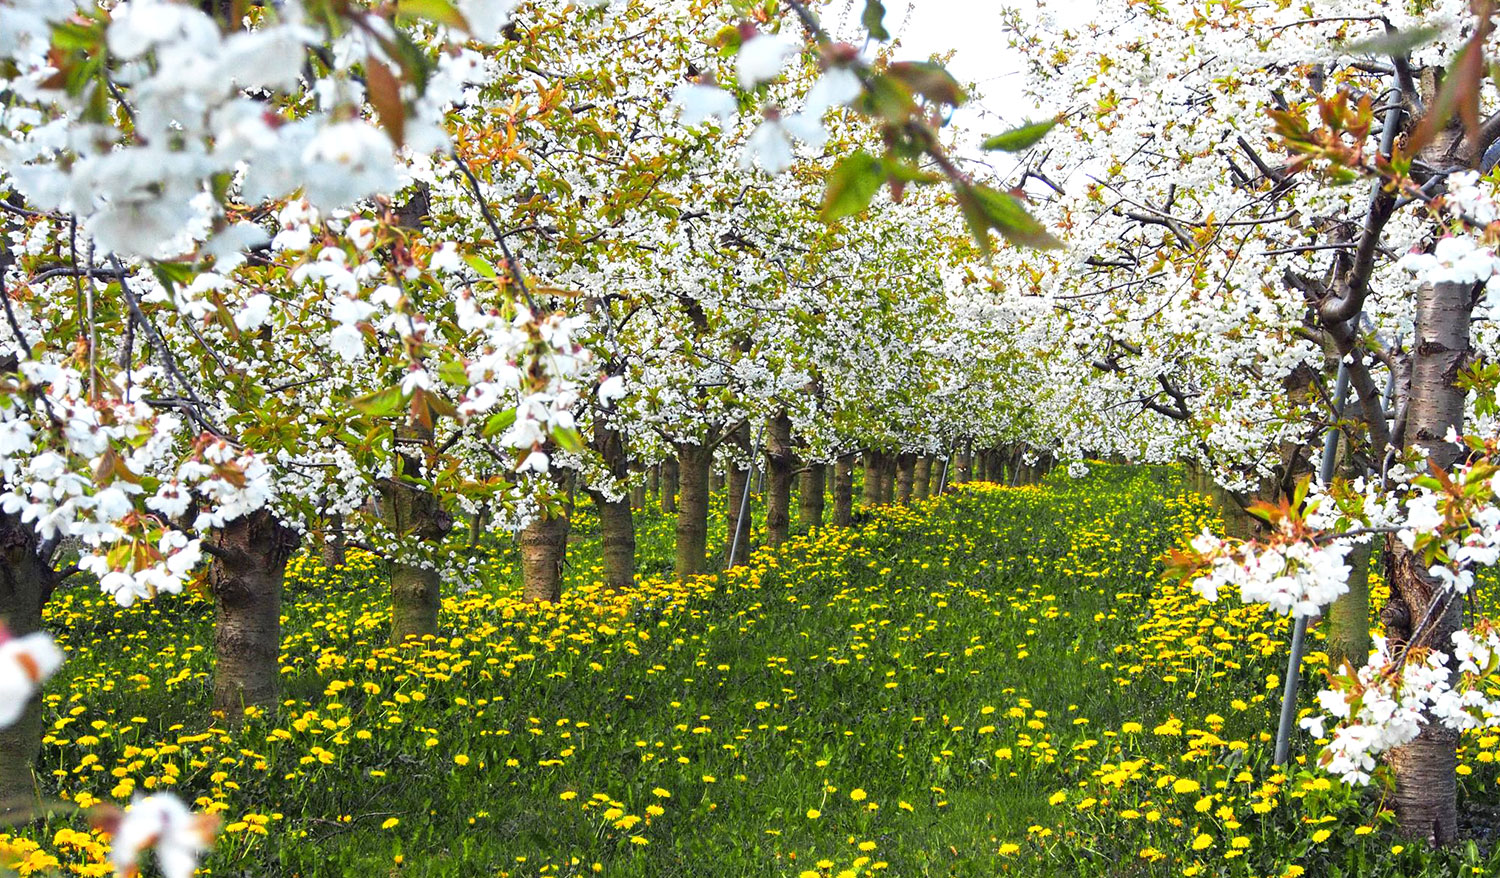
[5,467,1488,876]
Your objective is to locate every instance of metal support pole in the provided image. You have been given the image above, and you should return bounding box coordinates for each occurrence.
[1274,362,1348,766]
[1273,71,1400,767]
[727,438,760,569]
[937,445,953,495]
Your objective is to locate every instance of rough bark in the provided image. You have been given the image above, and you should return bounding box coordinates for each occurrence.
[585,419,635,593]
[913,456,933,500]
[1386,540,1465,845]
[833,455,855,526]
[630,483,646,510]
[674,442,712,579]
[799,462,826,529]
[0,513,51,822]
[955,444,973,484]
[647,464,659,498]
[594,496,635,591]
[710,469,725,493]
[1384,278,1472,844]
[320,512,346,568]
[520,506,571,602]
[765,413,794,547]
[211,509,299,721]
[877,452,897,504]
[895,453,916,504]
[861,451,881,507]
[660,457,679,515]
[380,447,453,643]
[390,563,441,641]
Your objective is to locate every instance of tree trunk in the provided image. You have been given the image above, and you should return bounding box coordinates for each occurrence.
[211,509,298,721]
[913,456,932,500]
[675,442,712,579]
[521,507,570,602]
[710,469,725,493]
[765,413,794,547]
[956,444,972,484]
[593,496,635,591]
[833,456,854,526]
[1386,540,1464,845]
[877,453,897,504]
[895,453,916,504]
[725,422,753,565]
[799,463,826,529]
[467,505,488,553]
[390,563,441,640]
[320,512,346,568]
[660,457,679,515]
[647,464,659,498]
[726,466,751,566]
[1383,278,1472,844]
[381,446,453,643]
[0,514,51,822]
[861,451,881,507]
[1325,539,1373,671]
[586,419,635,592]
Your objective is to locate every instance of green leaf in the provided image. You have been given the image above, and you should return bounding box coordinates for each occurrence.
[862,0,889,41]
[882,159,940,184]
[957,184,1061,253]
[150,262,197,289]
[861,73,917,123]
[52,17,104,51]
[395,0,469,30]
[982,118,1057,152]
[481,408,517,438]
[552,426,585,454]
[821,151,884,221]
[351,385,406,418]
[437,359,469,386]
[1337,24,1443,57]
[464,255,497,279]
[887,61,966,107]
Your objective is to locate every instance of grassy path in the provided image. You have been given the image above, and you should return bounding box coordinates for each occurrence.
[8,466,1500,877]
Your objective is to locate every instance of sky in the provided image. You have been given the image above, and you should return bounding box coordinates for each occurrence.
[859,0,1097,157]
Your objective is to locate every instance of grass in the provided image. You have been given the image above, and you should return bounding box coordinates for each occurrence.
[5,464,1500,877]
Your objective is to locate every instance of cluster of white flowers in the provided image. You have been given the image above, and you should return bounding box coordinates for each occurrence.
[106,794,219,878]
[0,0,498,258]
[672,24,862,175]
[453,293,590,473]
[1303,629,1500,785]
[1444,170,1500,225]
[1188,530,1354,617]
[1302,639,1446,785]
[0,624,64,727]
[1066,460,1090,479]
[0,362,176,541]
[1396,235,1500,287]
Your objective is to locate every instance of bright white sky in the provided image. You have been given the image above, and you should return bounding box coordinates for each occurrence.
[866,0,1098,157]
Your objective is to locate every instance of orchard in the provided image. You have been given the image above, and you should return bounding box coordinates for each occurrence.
[6,0,1500,875]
